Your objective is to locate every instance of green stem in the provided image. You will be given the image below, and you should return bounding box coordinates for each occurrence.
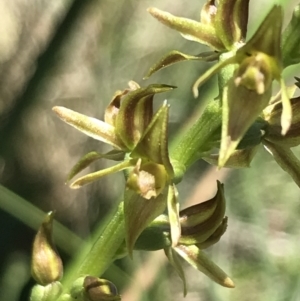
[170,99,222,169]
[58,202,125,299]
[76,202,125,277]
[170,51,238,171]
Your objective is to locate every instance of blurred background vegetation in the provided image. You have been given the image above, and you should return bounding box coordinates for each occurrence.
[0,0,300,300]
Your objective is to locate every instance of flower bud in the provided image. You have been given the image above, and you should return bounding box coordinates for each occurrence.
[30,282,62,301]
[70,276,121,301]
[31,212,63,286]
[84,276,121,301]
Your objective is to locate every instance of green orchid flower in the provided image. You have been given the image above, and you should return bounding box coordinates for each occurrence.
[53,82,185,255]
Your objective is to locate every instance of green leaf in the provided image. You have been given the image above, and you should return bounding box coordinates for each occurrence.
[174,245,235,288]
[124,190,167,257]
[144,50,219,79]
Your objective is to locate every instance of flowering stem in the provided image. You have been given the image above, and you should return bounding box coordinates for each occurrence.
[170,51,238,171]
[58,202,125,299]
[77,202,125,276]
[170,98,222,169]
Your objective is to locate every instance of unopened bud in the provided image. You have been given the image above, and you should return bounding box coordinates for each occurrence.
[84,276,121,301]
[30,282,62,301]
[31,212,63,286]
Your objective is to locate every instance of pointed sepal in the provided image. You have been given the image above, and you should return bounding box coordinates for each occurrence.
[124,190,167,257]
[52,106,125,150]
[164,247,187,296]
[218,79,271,167]
[174,245,235,288]
[214,0,249,49]
[147,7,225,51]
[116,84,175,150]
[204,146,258,168]
[179,181,226,245]
[282,4,300,67]
[196,216,228,249]
[131,102,174,177]
[144,50,219,79]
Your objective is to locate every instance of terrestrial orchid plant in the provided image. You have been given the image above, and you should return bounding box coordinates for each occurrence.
[30,1,300,300]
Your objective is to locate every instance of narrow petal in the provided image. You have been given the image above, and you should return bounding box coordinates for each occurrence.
[280,78,292,135]
[164,247,187,296]
[174,245,235,288]
[52,106,125,150]
[263,140,300,188]
[204,146,258,168]
[167,184,181,247]
[144,50,219,79]
[192,56,236,97]
[67,150,125,182]
[70,159,135,189]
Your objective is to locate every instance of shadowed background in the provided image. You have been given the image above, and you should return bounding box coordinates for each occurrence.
[0,0,300,300]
